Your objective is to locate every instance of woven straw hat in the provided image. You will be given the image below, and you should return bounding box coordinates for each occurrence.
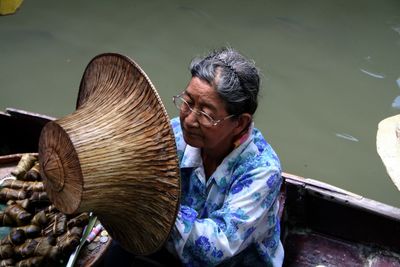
[377,114,400,191]
[38,53,181,255]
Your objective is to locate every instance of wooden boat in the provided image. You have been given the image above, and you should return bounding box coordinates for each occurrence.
[0,108,111,267]
[280,173,400,266]
[1,107,400,266]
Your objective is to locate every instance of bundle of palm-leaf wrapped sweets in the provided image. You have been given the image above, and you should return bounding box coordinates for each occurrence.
[0,154,89,267]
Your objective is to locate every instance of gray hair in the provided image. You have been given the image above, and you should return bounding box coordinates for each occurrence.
[189,47,260,115]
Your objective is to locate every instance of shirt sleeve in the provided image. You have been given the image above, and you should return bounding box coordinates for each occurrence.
[168,166,282,266]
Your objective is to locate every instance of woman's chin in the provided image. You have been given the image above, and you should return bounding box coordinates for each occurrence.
[183,132,203,148]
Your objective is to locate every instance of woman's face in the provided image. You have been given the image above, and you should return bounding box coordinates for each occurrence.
[179,77,239,151]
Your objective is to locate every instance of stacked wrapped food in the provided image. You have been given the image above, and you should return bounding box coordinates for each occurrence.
[0,154,88,267]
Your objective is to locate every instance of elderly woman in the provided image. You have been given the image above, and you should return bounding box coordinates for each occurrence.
[166,47,284,266]
[101,48,283,267]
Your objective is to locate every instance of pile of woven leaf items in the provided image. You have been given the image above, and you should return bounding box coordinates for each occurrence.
[0,154,88,267]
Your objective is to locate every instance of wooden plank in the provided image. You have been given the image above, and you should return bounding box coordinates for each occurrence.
[283,172,400,221]
[0,108,54,156]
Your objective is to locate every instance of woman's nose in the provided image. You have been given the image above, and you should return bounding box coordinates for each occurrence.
[184,110,199,127]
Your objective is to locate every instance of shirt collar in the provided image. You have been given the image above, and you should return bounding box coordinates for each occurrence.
[180,145,202,169]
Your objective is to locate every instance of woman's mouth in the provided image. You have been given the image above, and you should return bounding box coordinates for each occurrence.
[184,130,201,138]
[182,127,203,145]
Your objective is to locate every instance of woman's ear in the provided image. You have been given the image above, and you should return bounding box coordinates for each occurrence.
[234,113,252,136]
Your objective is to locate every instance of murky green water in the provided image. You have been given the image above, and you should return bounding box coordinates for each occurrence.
[1,0,400,207]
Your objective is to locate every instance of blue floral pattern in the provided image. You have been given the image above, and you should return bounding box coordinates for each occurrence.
[167,117,284,266]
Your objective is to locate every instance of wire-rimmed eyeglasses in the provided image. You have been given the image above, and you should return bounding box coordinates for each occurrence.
[172,94,235,127]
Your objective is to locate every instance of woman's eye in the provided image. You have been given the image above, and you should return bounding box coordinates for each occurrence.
[201,109,214,118]
[181,98,190,105]
[182,96,191,103]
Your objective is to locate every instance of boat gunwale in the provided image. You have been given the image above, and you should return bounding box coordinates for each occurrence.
[282,172,400,222]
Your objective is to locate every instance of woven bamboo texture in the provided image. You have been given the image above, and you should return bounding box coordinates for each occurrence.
[38,53,180,255]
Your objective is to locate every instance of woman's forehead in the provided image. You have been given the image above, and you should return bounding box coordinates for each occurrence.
[186,78,217,99]
[185,78,224,109]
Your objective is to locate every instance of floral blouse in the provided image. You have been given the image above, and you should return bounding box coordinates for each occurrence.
[167,117,284,267]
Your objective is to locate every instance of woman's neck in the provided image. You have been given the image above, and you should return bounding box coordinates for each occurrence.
[201,144,233,179]
[200,120,251,179]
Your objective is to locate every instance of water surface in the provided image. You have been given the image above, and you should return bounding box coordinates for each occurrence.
[1,0,400,207]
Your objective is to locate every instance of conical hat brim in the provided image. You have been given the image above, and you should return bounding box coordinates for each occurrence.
[40,53,181,255]
[377,114,400,191]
